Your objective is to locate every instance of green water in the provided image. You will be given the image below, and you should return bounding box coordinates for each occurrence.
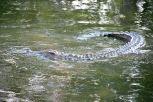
[0,0,153,102]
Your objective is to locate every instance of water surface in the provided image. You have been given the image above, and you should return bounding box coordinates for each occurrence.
[0,0,153,101]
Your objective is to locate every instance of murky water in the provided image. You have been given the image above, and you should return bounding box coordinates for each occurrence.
[0,0,153,101]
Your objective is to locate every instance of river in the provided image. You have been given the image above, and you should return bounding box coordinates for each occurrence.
[0,0,153,102]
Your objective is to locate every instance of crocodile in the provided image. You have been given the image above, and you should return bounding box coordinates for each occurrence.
[15,31,145,62]
[38,31,145,61]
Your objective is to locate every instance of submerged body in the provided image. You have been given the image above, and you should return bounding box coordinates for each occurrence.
[15,31,145,61]
[39,31,145,61]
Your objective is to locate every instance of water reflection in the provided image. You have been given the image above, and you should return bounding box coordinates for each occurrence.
[53,0,128,25]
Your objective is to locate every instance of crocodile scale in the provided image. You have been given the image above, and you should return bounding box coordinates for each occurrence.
[38,31,145,61]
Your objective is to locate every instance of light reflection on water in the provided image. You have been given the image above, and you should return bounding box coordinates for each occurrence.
[0,0,153,101]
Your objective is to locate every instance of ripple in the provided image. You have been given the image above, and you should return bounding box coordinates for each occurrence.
[119,93,138,102]
[27,73,46,93]
[0,89,32,102]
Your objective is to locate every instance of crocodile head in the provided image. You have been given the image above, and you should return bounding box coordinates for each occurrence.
[42,51,61,60]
